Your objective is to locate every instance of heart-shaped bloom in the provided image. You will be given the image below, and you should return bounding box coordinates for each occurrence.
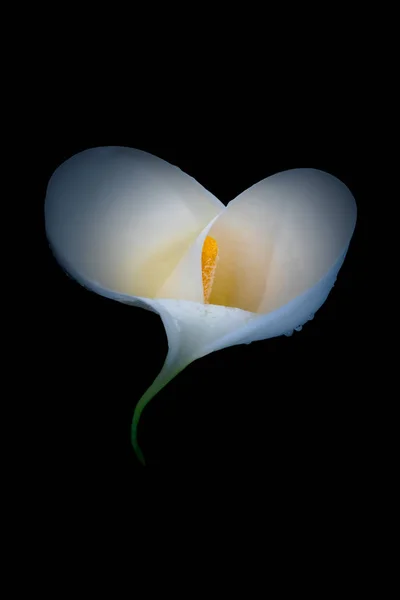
[45,147,357,465]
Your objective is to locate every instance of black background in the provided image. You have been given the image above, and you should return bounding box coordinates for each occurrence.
[38,108,368,496]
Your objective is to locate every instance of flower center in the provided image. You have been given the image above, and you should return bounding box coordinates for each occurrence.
[202,235,219,303]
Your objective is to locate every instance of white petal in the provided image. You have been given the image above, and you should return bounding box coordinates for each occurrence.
[44,147,224,298]
[45,155,357,466]
[208,168,357,313]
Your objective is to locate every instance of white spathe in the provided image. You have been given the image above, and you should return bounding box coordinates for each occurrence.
[44,147,357,465]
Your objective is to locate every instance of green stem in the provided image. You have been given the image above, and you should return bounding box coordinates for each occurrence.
[131,359,189,466]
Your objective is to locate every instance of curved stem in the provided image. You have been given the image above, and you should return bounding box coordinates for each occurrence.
[131,359,190,466]
[131,402,147,466]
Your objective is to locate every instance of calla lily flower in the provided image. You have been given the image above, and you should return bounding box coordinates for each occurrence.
[44,147,357,465]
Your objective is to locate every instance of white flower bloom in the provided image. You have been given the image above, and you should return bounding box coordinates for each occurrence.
[45,147,357,465]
